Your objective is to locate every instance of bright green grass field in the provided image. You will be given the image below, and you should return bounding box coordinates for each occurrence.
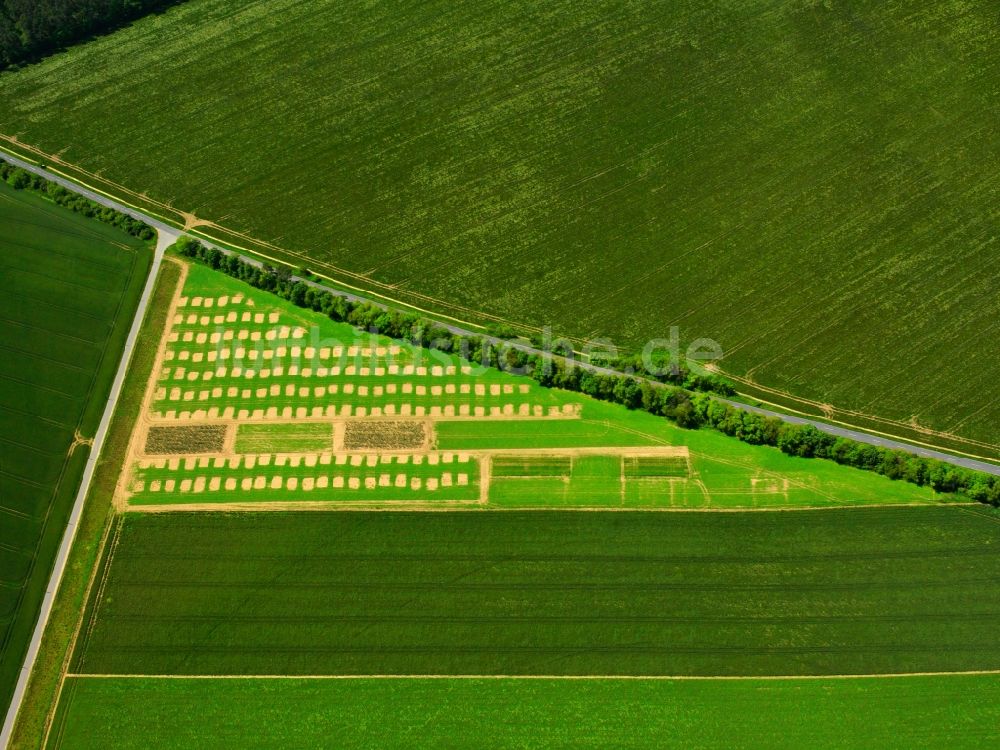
[71,507,1000,678]
[0,183,151,713]
[0,0,997,446]
[233,423,332,453]
[132,261,945,510]
[45,674,1000,750]
[438,403,945,509]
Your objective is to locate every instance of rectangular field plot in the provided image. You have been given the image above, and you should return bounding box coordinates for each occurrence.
[343,420,426,451]
[45,675,1000,750]
[144,425,227,455]
[624,455,690,478]
[234,423,332,454]
[0,182,151,714]
[128,452,480,506]
[488,451,684,507]
[71,507,1000,677]
[491,455,572,478]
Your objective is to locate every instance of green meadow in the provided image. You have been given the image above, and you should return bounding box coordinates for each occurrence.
[45,674,1000,750]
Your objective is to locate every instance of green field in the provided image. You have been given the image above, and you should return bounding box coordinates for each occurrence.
[44,674,1000,749]
[125,260,946,510]
[71,507,1000,677]
[0,0,997,449]
[0,183,151,713]
[233,423,333,454]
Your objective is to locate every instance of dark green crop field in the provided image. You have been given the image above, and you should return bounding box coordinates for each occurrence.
[74,506,1000,677]
[45,674,1000,750]
[0,183,151,714]
[0,0,997,447]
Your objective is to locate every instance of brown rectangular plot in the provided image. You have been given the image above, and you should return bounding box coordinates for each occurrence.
[144,425,227,455]
[343,420,427,451]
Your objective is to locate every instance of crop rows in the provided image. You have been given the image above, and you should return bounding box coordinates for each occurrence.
[72,507,1000,677]
[2,0,997,444]
[624,455,690,478]
[0,183,151,713]
[144,425,227,455]
[129,452,478,505]
[491,456,573,478]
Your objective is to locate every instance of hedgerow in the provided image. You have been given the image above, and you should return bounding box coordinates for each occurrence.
[0,159,154,240]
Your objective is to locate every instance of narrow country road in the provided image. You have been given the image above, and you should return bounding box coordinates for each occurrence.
[0,213,175,747]
[2,151,998,478]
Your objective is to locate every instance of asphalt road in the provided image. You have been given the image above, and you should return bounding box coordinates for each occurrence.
[3,151,998,481]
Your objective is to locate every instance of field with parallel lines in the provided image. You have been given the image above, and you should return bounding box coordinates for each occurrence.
[0,182,151,714]
[70,507,1000,678]
[44,673,1000,750]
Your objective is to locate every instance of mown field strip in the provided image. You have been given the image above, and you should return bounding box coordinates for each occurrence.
[45,672,1000,749]
[62,669,1000,680]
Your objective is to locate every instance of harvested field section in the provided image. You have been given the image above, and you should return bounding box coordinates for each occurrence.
[343,421,426,451]
[147,266,564,424]
[144,425,227,455]
[234,423,332,454]
[71,507,1000,677]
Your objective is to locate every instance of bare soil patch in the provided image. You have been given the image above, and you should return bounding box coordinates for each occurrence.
[343,420,427,451]
[144,424,227,455]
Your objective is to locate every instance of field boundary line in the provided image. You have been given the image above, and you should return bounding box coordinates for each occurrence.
[0,228,172,749]
[121,501,973,514]
[61,670,1000,681]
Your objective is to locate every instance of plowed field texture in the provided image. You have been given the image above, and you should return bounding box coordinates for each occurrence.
[0,0,997,449]
[0,182,151,714]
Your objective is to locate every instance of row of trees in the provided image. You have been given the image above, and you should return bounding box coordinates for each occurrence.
[176,237,1000,506]
[0,0,182,70]
[1,160,155,240]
